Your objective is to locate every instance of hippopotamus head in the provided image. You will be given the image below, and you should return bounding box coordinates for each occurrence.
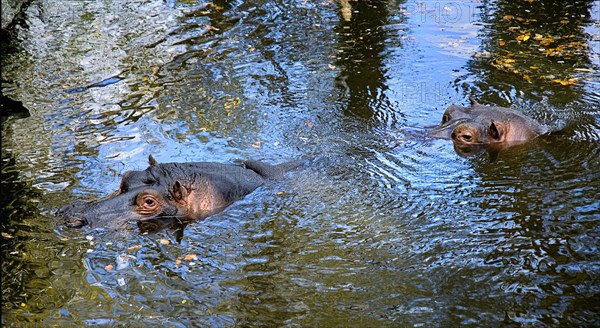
[58,180,213,233]
[57,155,236,232]
[428,97,550,148]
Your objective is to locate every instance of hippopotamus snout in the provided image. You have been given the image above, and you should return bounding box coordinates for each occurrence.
[57,201,90,228]
[57,190,146,229]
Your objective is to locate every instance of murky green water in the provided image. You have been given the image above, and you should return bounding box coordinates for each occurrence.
[2,0,599,326]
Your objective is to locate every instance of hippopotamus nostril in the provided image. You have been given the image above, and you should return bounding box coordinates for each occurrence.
[57,201,91,228]
[65,218,88,228]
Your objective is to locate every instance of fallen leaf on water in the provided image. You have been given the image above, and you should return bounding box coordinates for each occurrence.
[2,232,14,239]
[128,245,142,251]
[105,264,114,271]
[175,259,182,265]
[523,74,532,82]
[551,78,578,86]
[251,141,262,149]
[328,64,336,70]
[205,25,220,31]
[305,121,314,128]
[224,97,241,110]
[498,39,506,46]
[185,254,198,261]
[160,239,170,245]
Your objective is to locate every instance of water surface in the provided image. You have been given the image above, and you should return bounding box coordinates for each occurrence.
[2,0,599,326]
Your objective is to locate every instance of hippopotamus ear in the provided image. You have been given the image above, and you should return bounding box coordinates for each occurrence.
[489,121,506,142]
[469,96,480,107]
[148,155,158,166]
[170,181,190,202]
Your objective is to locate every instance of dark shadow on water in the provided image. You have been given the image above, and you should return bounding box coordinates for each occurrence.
[335,0,402,124]
[0,150,69,315]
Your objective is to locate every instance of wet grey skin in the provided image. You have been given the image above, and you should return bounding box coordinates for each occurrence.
[57,155,305,232]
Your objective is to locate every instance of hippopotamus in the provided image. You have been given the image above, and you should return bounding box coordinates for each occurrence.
[57,155,304,232]
[428,97,551,149]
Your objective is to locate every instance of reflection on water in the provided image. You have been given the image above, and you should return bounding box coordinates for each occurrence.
[2,0,599,326]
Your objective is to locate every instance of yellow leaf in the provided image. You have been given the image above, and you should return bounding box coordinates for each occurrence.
[503,15,514,20]
[185,254,198,261]
[160,239,170,245]
[175,259,182,265]
[128,245,142,251]
[498,40,506,46]
[523,74,531,82]
[560,20,569,25]
[105,264,114,271]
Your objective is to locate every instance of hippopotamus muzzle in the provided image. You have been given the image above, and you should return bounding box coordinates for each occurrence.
[57,187,170,229]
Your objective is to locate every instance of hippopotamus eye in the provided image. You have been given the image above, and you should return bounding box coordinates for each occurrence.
[136,193,161,215]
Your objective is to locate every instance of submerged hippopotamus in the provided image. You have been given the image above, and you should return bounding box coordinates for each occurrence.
[428,97,551,154]
[58,155,304,232]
